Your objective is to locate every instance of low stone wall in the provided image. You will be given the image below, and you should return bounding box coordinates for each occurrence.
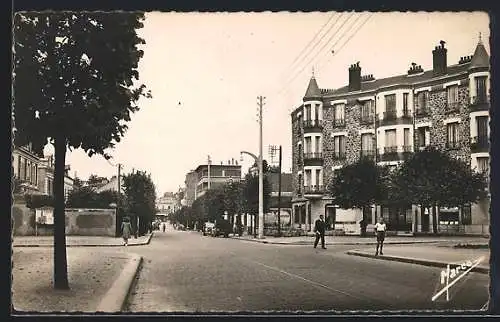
[12,200,116,237]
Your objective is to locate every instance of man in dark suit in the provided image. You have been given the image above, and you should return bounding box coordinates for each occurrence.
[313,214,327,249]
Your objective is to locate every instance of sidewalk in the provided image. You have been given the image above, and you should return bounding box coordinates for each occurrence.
[12,247,143,312]
[12,233,154,248]
[346,245,490,274]
[231,234,489,246]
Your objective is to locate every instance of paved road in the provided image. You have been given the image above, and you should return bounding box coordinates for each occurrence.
[126,227,489,312]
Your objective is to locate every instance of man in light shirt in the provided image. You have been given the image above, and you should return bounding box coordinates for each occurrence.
[374,217,387,256]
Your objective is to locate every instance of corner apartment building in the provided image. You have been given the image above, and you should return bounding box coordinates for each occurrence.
[194,158,242,199]
[12,146,74,199]
[12,143,42,195]
[290,38,490,235]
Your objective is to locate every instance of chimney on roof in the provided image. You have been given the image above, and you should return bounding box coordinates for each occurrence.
[348,62,361,92]
[432,40,447,76]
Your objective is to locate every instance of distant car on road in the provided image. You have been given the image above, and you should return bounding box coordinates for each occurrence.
[212,219,232,238]
[203,222,215,236]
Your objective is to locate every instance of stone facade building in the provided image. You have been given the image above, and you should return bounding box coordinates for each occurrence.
[290,38,490,236]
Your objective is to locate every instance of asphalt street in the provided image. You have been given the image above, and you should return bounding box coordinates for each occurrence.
[125,226,489,313]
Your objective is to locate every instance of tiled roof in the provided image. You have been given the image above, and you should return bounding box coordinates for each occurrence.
[323,63,471,97]
[303,76,321,99]
[469,41,489,69]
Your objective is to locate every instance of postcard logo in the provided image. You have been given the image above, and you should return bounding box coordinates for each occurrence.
[432,256,484,302]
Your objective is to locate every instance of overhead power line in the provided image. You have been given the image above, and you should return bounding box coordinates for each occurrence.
[279,12,338,81]
[318,13,373,72]
[277,12,356,96]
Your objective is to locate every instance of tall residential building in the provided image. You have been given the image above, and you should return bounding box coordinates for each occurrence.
[184,170,198,207]
[290,38,490,235]
[194,158,242,199]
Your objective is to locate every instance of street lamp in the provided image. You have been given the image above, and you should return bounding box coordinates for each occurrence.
[240,150,264,239]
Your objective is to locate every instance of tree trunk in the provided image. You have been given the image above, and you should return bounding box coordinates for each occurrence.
[53,136,69,289]
[432,204,438,234]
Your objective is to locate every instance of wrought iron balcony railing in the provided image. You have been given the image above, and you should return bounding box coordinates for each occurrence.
[402,109,412,119]
[360,149,375,157]
[446,140,460,149]
[333,151,347,160]
[304,152,323,160]
[383,111,397,121]
[445,101,460,113]
[384,146,398,154]
[303,119,323,129]
[469,95,489,111]
[360,114,374,124]
[472,94,488,105]
[304,185,325,194]
[333,118,346,127]
[470,135,489,152]
[402,145,413,153]
[415,105,430,117]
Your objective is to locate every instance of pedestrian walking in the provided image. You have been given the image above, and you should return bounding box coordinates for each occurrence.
[375,217,387,256]
[162,222,166,232]
[313,214,327,250]
[121,216,132,246]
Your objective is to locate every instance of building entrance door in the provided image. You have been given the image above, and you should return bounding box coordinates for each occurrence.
[325,205,336,230]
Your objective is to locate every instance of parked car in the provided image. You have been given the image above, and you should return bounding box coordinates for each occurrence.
[212,219,232,238]
[203,222,215,236]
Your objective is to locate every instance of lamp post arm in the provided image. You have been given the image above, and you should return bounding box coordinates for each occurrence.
[240,151,259,162]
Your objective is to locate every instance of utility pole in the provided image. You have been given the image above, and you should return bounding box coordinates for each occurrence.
[373,97,378,226]
[257,95,265,239]
[117,163,121,225]
[277,145,282,237]
[207,155,211,190]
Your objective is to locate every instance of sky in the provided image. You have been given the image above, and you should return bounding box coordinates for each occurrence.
[49,11,490,197]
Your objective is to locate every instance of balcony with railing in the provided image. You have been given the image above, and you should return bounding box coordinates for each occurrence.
[415,105,430,117]
[332,151,347,160]
[304,185,325,196]
[446,140,460,150]
[303,119,323,133]
[469,94,489,112]
[303,152,324,166]
[402,145,413,153]
[402,109,412,119]
[378,110,413,126]
[380,146,399,161]
[332,118,346,128]
[383,111,397,121]
[470,135,489,153]
[360,149,375,159]
[360,113,374,125]
[445,101,460,114]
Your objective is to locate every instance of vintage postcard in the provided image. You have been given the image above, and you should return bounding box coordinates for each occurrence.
[11,10,491,314]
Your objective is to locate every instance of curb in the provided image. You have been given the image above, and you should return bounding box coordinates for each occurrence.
[231,237,453,246]
[12,232,154,248]
[346,250,489,274]
[96,253,143,312]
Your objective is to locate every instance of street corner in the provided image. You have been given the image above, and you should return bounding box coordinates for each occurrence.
[95,253,144,313]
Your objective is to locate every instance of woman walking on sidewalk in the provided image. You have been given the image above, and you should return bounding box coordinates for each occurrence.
[374,217,386,256]
[121,216,132,246]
